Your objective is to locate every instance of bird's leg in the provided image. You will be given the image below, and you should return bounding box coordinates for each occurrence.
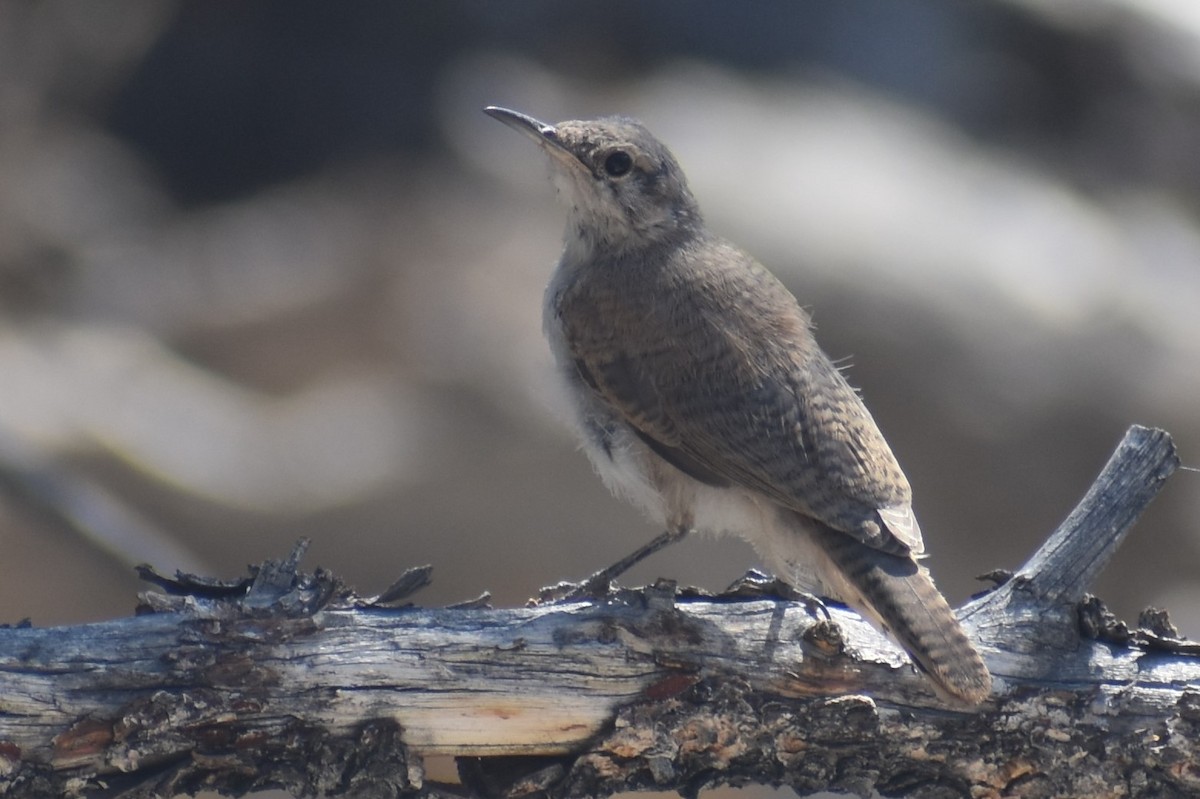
[570,525,691,598]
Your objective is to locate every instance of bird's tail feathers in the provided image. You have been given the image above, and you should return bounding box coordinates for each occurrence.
[816,524,992,706]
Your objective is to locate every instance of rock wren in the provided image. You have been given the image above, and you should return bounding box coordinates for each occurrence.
[485,106,991,705]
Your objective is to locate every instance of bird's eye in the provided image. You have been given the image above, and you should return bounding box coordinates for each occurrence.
[603,150,633,177]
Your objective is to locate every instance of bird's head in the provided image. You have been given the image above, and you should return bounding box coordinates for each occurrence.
[485,106,702,254]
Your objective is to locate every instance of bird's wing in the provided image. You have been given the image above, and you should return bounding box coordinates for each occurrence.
[559,246,923,556]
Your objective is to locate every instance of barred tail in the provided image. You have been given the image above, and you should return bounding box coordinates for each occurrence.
[816,524,992,705]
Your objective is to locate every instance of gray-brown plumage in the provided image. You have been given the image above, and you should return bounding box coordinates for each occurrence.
[485,106,991,705]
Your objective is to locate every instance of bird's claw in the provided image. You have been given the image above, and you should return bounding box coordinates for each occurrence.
[722,570,832,619]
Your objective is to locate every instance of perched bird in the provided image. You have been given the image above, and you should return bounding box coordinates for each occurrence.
[485,106,991,706]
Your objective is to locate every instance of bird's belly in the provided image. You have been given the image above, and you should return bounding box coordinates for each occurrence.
[570,394,672,526]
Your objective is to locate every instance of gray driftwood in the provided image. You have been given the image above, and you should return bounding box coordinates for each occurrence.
[0,425,1195,798]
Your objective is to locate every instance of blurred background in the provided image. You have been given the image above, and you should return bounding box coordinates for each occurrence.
[1,1,1199,797]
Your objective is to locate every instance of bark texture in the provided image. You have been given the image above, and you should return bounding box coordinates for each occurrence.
[0,426,1193,798]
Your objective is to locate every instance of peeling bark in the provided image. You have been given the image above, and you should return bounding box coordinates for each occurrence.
[0,426,1194,798]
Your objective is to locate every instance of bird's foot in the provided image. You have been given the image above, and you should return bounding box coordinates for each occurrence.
[794,591,832,621]
[722,570,832,619]
[532,579,597,604]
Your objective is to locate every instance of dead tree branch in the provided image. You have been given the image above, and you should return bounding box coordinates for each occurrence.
[0,425,1194,798]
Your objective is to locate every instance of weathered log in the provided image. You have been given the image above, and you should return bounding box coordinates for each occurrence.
[0,425,1194,798]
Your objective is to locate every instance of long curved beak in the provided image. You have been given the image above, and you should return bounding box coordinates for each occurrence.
[484,106,567,155]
